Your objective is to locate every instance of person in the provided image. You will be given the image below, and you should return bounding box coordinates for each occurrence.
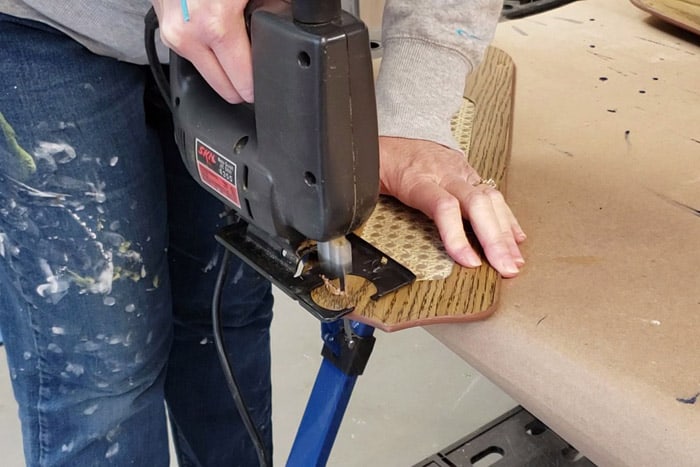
[0,0,525,465]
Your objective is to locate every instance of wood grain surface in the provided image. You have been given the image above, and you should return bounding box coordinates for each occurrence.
[630,0,700,34]
[311,47,516,332]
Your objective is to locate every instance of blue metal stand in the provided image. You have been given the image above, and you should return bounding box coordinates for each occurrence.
[287,320,376,467]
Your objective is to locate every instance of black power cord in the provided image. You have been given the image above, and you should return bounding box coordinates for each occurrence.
[144,8,270,467]
[144,8,173,113]
[212,248,271,467]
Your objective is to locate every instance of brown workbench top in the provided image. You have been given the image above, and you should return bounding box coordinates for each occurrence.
[427,1,700,465]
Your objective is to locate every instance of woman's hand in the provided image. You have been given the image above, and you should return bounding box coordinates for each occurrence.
[379,136,526,277]
[151,0,254,103]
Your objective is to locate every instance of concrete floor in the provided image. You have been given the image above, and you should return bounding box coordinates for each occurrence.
[0,287,516,466]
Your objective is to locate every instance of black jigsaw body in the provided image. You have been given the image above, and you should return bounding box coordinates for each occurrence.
[165,1,415,318]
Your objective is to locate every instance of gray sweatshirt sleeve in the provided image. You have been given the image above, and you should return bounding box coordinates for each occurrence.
[375,0,502,150]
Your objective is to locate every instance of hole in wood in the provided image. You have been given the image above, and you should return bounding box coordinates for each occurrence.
[310,275,376,311]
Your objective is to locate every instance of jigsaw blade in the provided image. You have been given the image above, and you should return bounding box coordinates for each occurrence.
[317,237,352,292]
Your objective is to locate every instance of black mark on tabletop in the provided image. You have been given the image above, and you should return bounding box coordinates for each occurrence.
[676,393,699,405]
[586,50,614,61]
[512,25,528,37]
[554,17,584,24]
[652,191,700,218]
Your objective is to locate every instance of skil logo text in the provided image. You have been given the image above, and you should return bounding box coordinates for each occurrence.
[197,144,217,166]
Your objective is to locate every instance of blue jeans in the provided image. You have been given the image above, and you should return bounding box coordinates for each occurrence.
[0,14,273,467]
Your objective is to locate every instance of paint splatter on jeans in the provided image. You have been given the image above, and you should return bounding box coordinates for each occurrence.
[0,14,273,466]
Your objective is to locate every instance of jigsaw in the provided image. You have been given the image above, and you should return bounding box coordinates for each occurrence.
[146,0,415,320]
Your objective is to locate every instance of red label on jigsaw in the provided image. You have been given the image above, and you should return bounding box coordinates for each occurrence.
[195,138,241,208]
